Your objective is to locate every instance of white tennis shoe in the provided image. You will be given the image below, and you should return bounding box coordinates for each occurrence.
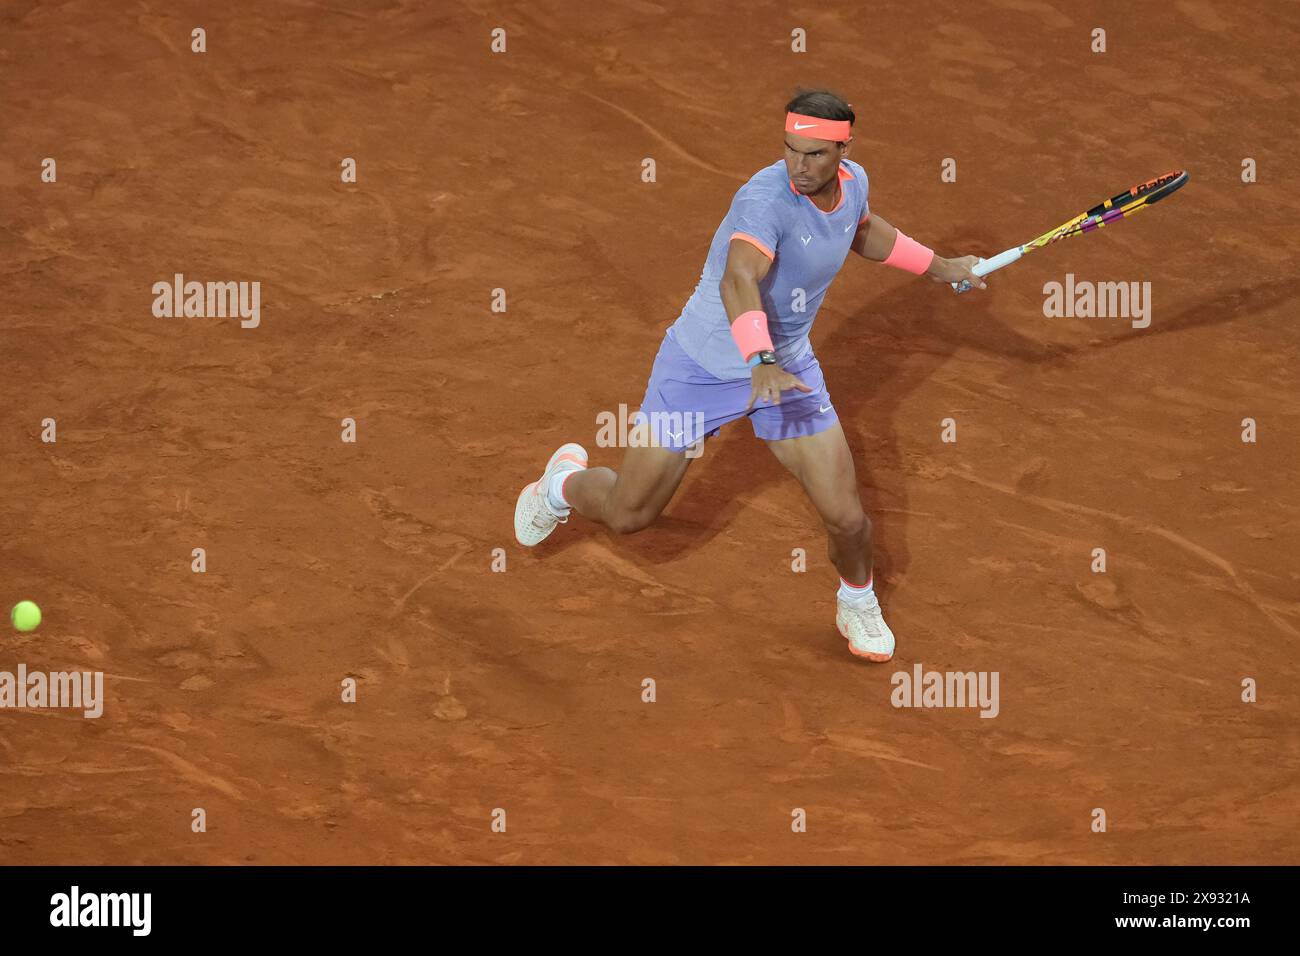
[514,443,588,547]
[836,594,896,662]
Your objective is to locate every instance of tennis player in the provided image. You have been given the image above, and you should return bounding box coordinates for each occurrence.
[514,89,987,662]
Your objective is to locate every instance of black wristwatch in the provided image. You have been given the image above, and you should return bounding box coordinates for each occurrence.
[757,350,778,366]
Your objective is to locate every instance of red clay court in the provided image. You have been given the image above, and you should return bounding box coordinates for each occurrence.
[2,1,1298,864]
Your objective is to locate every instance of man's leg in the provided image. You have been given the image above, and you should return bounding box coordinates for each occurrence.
[764,422,895,661]
[514,425,698,545]
[764,422,872,583]
[516,327,738,546]
[562,424,696,535]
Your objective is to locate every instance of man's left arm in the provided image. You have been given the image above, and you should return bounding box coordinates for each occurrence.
[851,214,987,290]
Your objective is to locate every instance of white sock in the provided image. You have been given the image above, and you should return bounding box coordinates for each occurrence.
[837,574,875,608]
[546,468,575,512]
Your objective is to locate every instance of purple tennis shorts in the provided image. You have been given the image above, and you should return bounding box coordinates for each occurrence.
[632,328,839,452]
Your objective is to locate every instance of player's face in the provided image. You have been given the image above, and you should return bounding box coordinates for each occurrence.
[784,133,848,195]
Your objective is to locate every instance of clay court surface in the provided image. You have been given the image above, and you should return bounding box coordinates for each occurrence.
[2,1,1298,865]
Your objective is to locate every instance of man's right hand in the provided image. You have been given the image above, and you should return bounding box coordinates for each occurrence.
[746,362,812,409]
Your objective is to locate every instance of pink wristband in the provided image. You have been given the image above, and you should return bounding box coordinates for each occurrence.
[883,230,935,275]
[730,309,774,362]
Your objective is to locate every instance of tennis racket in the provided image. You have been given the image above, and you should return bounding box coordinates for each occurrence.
[953,170,1189,293]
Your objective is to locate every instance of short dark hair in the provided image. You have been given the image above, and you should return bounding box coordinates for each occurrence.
[784,88,855,127]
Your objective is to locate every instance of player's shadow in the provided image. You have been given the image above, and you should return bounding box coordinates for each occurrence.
[546,235,1296,601]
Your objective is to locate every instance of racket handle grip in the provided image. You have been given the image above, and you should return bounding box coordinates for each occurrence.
[952,247,1022,293]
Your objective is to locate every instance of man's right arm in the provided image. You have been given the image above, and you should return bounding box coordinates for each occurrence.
[720,238,811,406]
[720,238,773,332]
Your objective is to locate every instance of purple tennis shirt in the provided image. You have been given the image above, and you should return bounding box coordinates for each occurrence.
[669,158,870,381]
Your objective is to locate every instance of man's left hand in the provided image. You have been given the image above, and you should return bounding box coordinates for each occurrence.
[926,254,987,290]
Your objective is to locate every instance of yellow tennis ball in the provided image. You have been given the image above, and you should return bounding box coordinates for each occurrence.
[11,600,41,633]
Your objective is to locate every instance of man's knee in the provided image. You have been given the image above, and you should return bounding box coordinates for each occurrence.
[825,507,870,541]
[606,506,658,535]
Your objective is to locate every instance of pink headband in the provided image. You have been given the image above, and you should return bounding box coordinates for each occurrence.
[785,111,851,141]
